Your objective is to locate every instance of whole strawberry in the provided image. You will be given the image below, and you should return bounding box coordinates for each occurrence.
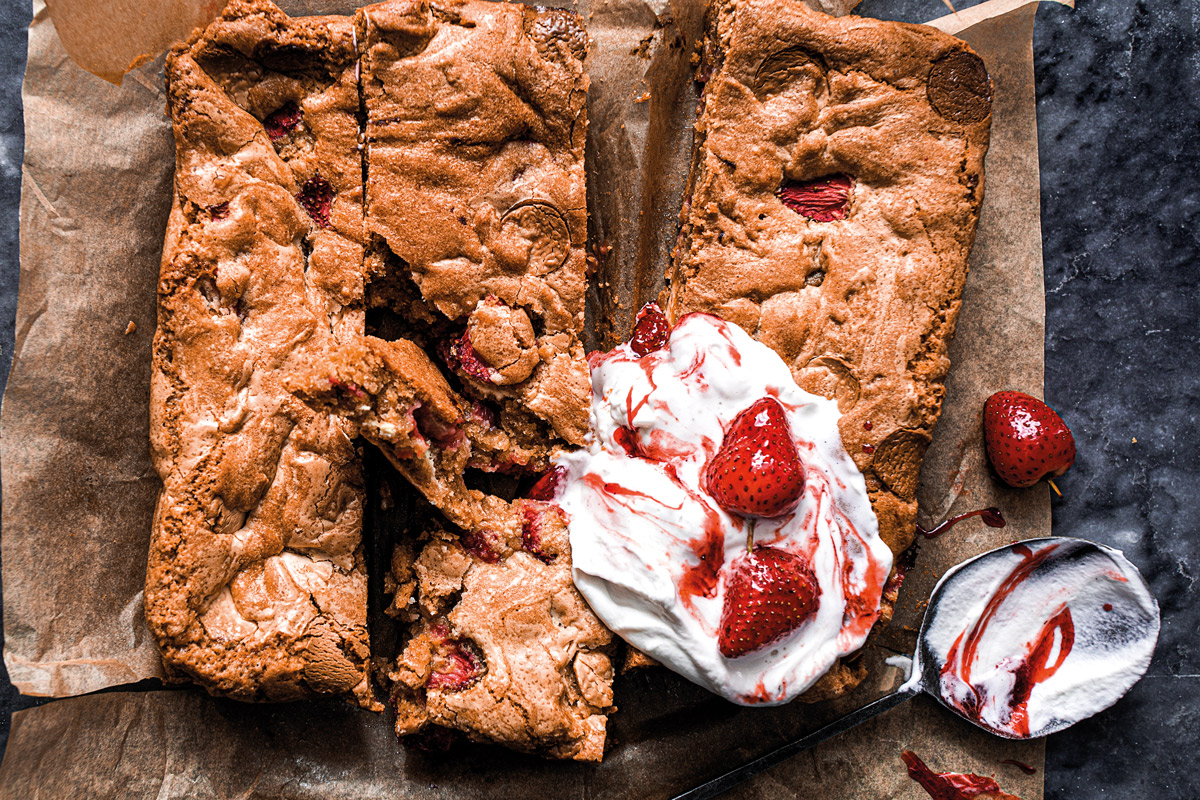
[706,397,805,517]
[629,302,670,356]
[983,390,1076,490]
[719,546,820,658]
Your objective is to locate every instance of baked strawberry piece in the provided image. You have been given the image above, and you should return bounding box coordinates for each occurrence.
[385,499,614,761]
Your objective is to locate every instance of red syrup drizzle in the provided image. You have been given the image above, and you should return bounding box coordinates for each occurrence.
[939,543,1075,737]
[918,507,1006,539]
[613,425,644,457]
[1000,760,1037,775]
[676,508,727,616]
[902,751,1013,800]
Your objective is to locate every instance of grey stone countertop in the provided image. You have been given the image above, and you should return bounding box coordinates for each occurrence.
[0,0,1195,796]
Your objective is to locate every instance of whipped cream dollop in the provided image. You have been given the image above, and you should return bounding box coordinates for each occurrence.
[919,538,1159,738]
[555,313,891,705]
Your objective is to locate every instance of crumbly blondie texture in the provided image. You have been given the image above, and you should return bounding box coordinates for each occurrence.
[288,330,617,758]
[671,0,992,693]
[287,334,518,531]
[384,500,614,761]
[152,0,613,758]
[357,0,591,459]
[147,0,372,703]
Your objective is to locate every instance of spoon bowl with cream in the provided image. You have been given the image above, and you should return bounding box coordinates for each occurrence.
[675,536,1160,799]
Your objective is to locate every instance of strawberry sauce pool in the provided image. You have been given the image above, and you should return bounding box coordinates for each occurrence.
[554,313,891,705]
[919,538,1159,738]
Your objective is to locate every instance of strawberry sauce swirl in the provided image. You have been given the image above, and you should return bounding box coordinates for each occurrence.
[555,314,890,705]
[923,538,1158,738]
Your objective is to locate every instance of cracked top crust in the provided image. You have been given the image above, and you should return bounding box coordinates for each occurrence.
[671,0,992,654]
[386,499,614,761]
[358,0,591,447]
[146,0,371,704]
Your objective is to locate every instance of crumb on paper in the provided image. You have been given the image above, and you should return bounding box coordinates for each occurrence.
[124,321,136,335]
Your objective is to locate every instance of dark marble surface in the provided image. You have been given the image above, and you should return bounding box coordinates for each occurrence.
[0,0,1196,796]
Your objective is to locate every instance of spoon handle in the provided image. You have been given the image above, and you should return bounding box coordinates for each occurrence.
[670,684,922,800]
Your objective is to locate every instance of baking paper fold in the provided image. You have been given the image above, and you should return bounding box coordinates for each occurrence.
[1,0,1062,796]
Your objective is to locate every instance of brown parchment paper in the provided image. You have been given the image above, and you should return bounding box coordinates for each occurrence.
[0,0,1065,796]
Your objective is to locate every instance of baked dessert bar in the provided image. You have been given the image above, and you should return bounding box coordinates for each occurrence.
[670,0,992,692]
[146,0,371,703]
[352,0,614,759]
[287,334,513,531]
[357,0,592,467]
[290,337,617,759]
[384,499,614,761]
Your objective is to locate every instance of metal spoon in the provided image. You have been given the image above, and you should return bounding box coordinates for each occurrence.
[673,537,1160,800]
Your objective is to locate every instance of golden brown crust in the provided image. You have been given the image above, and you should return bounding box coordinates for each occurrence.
[288,334,514,531]
[384,502,615,761]
[358,0,591,451]
[146,0,371,704]
[671,0,992,693]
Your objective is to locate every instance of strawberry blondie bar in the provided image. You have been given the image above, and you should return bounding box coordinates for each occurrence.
[670,0,993,692]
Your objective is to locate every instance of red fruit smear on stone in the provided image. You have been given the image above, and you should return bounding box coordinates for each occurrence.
[296,174,334,228]
[777,175,852,222]
[527,465,566,500]
[902,750,1015,800]
[629,302,670,356]
[706,397,805,518]
[264,101,303,140]
[520,505,556,564]
[460,529,500,564]
[718,546,820,658]
[982,390,1076,489]
[917,507,1006,539]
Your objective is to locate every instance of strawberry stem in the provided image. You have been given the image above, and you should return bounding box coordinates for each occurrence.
[746,518,756,553]
[1048,478,1063,498]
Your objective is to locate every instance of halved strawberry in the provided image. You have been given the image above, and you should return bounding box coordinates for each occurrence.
[705,397,805,518]
[629,302,670,356]
[983,391,1076,489]
[719,546,819,658]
